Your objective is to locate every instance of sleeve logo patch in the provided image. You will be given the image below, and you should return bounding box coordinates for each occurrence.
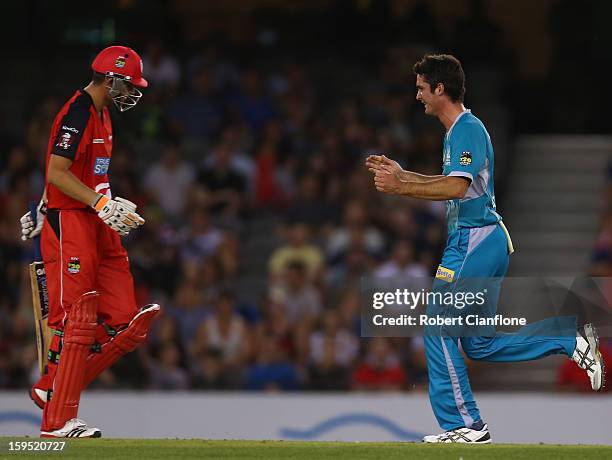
[459,151,472,166]
[435,265,455,283]
[67,257,80,274]
[94,157,111,175]
[56,132,73,150]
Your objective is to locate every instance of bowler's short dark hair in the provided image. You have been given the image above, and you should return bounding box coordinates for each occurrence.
[413,54,465,103]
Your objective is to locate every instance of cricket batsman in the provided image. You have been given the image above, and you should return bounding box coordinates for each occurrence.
[19,45,161,438]
[366,54,605,443]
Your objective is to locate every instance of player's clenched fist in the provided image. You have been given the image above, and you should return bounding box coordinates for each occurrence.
[93,195,145,236]
[365,154,405,194]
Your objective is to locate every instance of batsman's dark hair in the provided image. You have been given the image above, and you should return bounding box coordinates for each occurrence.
[413,54,465,103]
[92,71,107,85]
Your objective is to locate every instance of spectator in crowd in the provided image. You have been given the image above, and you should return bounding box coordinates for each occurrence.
[254,138,288,209]
[142,40,181,91]
[166,280,210,345]
[374,239,428,279]
[268,222,324,282]
[0,146,34,195]
[190,290,250,387]
[284,173,336,229]
[352,337,407,391]
[228,69,277,133]
[0,312,36,388]
[168,66,221,140]
[149,315,188,369]
[149,344,190,390]
[255,295,297,361]
[144,143,195,219]
[326,200,385,265]
[196,143,247,220]
[326,246,375,292]
[308,309,358,390]
[0,1,548,394]
[178,208,224,266]
[245,335,300,391]
[191,348,228,389]
[308,337,350,391]
[200,125,256,194]
[272,261,323,327]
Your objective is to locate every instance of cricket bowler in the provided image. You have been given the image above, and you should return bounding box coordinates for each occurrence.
[19,45,161,438]
[366,54,605,443]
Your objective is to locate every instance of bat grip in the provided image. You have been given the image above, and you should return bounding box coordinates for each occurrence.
[29,201,42,260]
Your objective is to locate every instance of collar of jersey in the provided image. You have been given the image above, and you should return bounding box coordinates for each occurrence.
[78,88,95,108]
[446,108,471,137]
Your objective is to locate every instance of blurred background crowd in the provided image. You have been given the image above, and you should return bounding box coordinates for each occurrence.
[1,0,610,393]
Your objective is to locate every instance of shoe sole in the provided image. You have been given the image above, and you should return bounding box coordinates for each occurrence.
[422,431,491,444]
[584,323,606,391]
[422,439,492,444]
[41,430,102,438]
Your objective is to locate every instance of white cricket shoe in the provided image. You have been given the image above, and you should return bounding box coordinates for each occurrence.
[423,424,491,444]
[573,323,606,391]
[41,418,102,438]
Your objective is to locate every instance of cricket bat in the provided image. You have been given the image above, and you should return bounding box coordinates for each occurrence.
[28,201,51,376]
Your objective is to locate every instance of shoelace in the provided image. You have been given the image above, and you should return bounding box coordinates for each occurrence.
[437,429,471,442]
[576,343,597,373]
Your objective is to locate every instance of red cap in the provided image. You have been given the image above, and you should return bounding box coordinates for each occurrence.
[91,45,148,88]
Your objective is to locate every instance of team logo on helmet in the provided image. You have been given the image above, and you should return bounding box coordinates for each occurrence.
[115,56,126,68]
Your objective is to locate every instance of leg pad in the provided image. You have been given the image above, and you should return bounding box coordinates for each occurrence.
[42,292,98,431]
[83,304,160,388]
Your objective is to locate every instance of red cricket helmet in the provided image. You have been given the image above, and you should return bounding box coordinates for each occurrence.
[91,45,148,88]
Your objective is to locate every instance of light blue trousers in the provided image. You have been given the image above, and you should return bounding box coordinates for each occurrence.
[425,223,576,430]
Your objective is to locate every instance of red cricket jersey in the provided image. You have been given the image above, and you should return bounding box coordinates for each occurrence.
[45,89,113,210]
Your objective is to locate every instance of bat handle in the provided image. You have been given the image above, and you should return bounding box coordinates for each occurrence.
[29,201,42,260]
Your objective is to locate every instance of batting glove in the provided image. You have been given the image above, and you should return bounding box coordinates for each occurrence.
[93,195,145,236]
[20,199,47,241]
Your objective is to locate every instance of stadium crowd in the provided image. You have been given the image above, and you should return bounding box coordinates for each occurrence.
[0,39,450,391]
[1,0,608,393]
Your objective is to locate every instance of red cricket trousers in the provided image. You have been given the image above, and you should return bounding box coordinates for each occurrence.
[41,209,137,331]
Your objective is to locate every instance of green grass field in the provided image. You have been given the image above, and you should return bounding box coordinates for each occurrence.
[2,439,612,460]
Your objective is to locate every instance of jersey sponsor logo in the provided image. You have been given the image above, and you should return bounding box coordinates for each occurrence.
[61,125,79,134]
[115,56,126,68]
[435,265,455,283]
[459,151,472,166]
[56,132,74,150]
[93,138,105,143]
[94,157,110,175]
[67,257,80,274]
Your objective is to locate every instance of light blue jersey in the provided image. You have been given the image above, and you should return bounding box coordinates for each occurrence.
[442,110,501,234]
